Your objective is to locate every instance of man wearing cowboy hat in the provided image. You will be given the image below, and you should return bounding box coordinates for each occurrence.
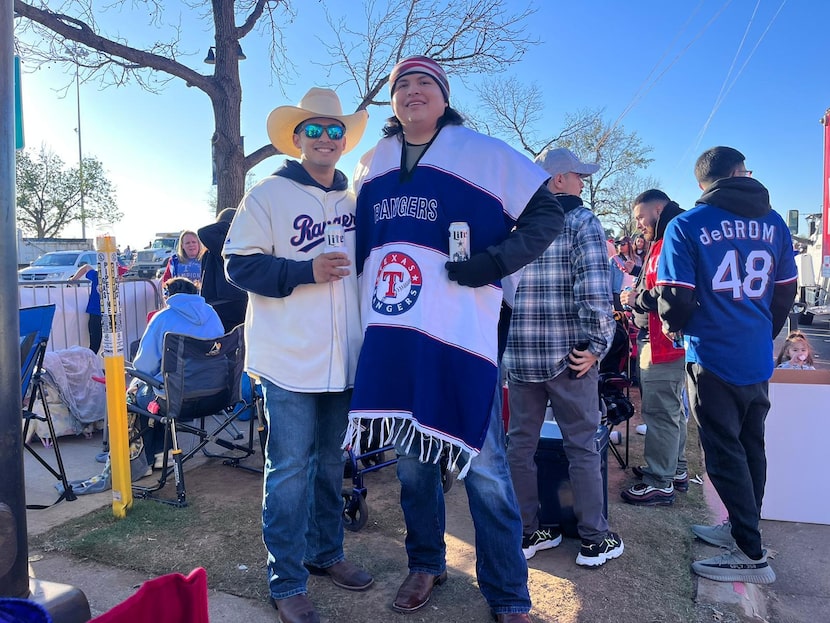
[223,87,370,623]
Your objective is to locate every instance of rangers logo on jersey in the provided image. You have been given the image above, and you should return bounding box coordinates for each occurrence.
[372,251,422,315]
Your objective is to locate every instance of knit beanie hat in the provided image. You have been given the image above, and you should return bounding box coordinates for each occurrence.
[389,56,450,101]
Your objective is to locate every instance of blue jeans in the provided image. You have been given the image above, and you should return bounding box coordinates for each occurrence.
[396,384,531,614]
[260,379,351,599]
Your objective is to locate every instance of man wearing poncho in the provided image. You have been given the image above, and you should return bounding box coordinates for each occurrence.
[346,56,564,622]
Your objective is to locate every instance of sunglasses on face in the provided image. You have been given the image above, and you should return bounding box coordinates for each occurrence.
[299,123,346,141]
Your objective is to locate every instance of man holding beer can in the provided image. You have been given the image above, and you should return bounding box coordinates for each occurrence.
[224,88,371,623]
[346,56,563,622]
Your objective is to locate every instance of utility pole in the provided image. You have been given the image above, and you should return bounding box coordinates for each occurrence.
[1,20,91,615]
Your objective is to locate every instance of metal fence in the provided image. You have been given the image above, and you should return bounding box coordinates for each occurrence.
[18,277,163,357]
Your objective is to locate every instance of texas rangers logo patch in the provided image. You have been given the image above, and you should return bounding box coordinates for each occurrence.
[372,252,422,315]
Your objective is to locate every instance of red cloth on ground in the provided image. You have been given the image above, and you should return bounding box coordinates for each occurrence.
[89,567,209,623]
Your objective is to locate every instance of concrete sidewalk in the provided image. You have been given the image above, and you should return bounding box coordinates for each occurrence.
[20,429,830,622]
[693,478,830,622]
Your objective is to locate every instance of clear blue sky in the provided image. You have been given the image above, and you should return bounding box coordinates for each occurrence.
[15,0,829,250]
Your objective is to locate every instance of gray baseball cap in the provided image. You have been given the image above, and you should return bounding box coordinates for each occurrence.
[534,147,599,177]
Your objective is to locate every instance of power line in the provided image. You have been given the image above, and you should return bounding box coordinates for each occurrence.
[685,0,789,160]
[599,0,732,151]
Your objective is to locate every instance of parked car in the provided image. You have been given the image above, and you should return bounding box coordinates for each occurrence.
[18,250,98,283]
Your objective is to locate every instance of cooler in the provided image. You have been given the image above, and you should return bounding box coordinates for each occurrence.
[534,421,609,538]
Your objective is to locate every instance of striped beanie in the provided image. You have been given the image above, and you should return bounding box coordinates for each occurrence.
[389,55,450,101]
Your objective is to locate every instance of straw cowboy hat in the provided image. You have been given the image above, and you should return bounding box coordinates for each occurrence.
[266,87,368,158]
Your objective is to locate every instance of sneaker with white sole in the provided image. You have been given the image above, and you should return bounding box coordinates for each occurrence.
[621,482,675,506]
[522,528,562,560]
[691,520,736,548]
[632,465,689,492]
[672,470,689,492]
[691,546,776,584]
[576,532,624,567]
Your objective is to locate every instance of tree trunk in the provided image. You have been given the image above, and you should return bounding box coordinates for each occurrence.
[210,0,246,217]
[211,91,245,216]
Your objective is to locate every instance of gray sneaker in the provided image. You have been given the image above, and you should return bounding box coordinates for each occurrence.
[691,520,735,548]
[691,547,776,584]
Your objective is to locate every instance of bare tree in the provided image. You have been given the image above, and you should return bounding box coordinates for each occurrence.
[14,0,295,216]
[323,0,537,111]
[556,114,654,219]
[601,174,662,237]
[16,145,121,237]
[14,0,536,216]
[473,77,600,157]
[474,81,655,221]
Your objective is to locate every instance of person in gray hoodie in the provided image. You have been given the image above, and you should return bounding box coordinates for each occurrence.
[132,277,224,466]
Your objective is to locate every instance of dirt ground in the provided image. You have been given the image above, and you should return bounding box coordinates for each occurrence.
[34,395,716,623]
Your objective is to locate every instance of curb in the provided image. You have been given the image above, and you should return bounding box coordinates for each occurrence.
[693,476,769,621]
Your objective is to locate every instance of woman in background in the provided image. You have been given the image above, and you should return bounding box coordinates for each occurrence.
[161,230,203,286]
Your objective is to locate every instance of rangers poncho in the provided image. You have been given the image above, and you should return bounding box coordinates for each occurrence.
[345,125,549,475]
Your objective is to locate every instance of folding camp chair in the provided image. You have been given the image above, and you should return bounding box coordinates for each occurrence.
[127,325,258,507]
[598,310,636,469]
[19,304,77,508]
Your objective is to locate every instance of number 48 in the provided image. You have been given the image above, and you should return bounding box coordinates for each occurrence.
[712,250,773,299]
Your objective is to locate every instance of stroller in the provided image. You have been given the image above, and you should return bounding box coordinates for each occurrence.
[342,420,455,531]
[599,310,636,469]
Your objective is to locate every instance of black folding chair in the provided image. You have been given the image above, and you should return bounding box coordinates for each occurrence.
[127,325,258,506]
[599,372,635,469]
[20,305,77,508]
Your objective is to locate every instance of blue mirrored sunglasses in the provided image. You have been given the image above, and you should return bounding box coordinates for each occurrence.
[301,123,345,140]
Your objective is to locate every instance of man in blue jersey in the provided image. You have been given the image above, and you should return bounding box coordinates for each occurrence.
[657,146,797,584]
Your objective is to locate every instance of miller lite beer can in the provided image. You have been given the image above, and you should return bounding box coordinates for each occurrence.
[449,222,470,262]
[324,223,346,253]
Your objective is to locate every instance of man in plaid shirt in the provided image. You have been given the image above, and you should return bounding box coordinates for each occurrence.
[503,148,623,568]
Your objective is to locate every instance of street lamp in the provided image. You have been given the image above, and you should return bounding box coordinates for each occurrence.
[69,46,88,240]
[75,60,85,240]
[203,43,246,64]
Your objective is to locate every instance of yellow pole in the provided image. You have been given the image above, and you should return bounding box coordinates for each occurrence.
[97,235,132,518]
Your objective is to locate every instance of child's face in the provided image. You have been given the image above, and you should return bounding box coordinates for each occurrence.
[788,341,809,363]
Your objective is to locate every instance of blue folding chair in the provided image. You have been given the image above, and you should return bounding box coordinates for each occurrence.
[20,305,77,508]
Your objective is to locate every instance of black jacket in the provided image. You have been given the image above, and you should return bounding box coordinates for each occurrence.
[630,200,683,333]
[198,219,248,306]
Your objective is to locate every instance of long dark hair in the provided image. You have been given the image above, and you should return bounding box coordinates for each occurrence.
[381,106,465,138]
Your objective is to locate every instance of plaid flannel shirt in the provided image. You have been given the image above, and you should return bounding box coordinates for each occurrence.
[504,205,615,383]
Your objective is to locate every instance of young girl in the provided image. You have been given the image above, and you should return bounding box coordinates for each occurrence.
[776,331,816,369]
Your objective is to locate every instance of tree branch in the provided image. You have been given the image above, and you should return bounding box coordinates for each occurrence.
[14,0,217,95]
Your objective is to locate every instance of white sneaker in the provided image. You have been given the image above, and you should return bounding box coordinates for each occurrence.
[521,528,562,560]
[635,424,647,435]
